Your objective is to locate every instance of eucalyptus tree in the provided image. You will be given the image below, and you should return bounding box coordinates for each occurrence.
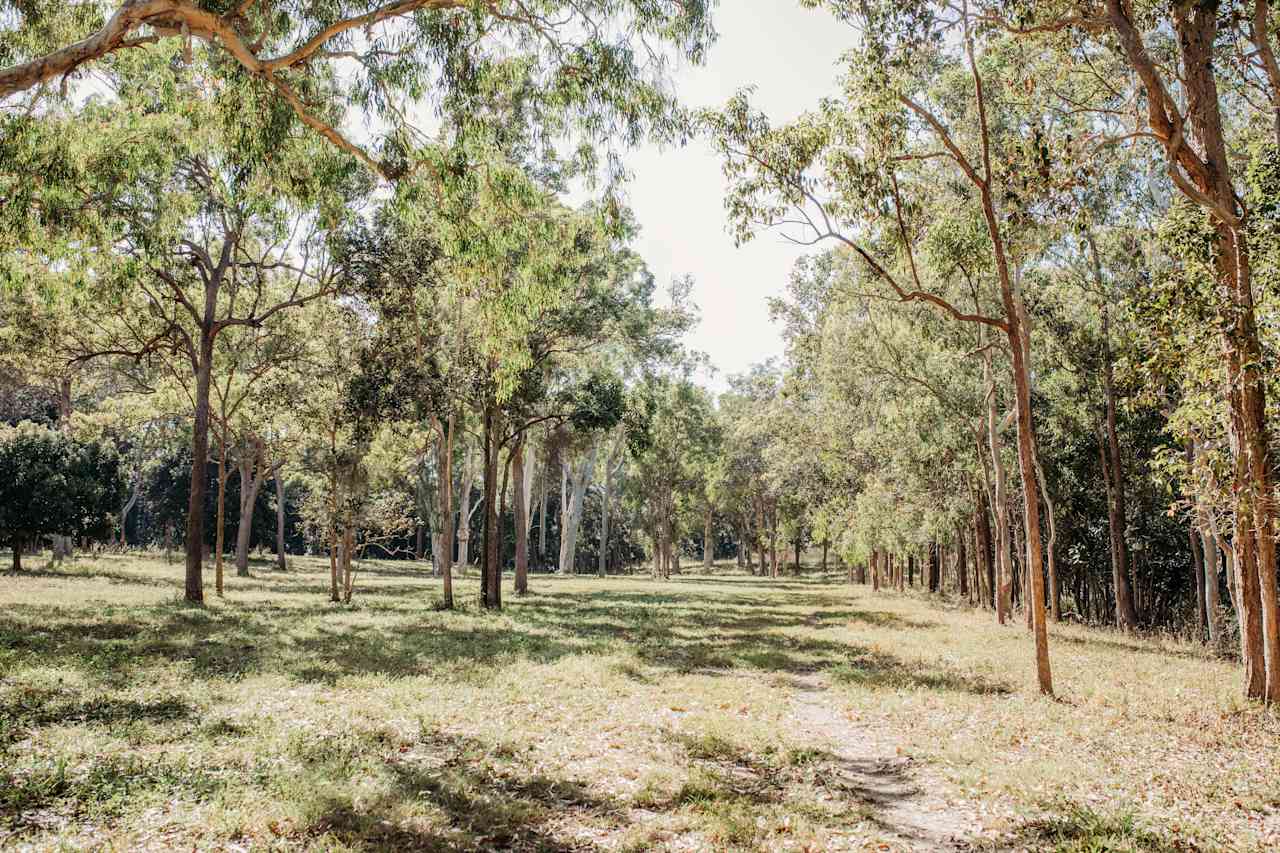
[1,45,360,602]
[702,1,1087,694]
[984,0,1280,701]
[1,0,714,186]
[626,375,718,579]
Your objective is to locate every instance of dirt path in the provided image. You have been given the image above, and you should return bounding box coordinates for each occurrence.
[786,671,976,851]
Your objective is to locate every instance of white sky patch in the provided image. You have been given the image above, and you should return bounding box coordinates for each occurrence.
[619,2,850,392]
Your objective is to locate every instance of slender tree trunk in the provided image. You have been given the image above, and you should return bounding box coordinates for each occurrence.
[185,338,214,604]
[1003,273,1053,692]
[119,469,141,547]
[559,444,597,573]
[235,440,265,578]
[986,357,1012,623]
[341,525,355,603]
[274,462,287,571]
[703,505,713,570]
[1032,451,1060,622]
[537,455,548,567]
[977,479,996,610]
[328,541,340,603]
[1199,520,1222,647]
[215,427,228,596]
[437,412,456,610]
[514,434,530,595]
[756,496,767,577]
[768,504,778,579]
[481,405,501,610]
[1105,0,1275,700]
[457,446,474,576]
[599,453,612,579]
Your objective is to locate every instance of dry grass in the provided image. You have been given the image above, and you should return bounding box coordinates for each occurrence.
[0,552,1275,851]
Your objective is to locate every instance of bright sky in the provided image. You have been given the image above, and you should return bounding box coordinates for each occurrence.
[621,3,851,391]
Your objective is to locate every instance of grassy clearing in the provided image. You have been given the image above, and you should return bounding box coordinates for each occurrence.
[0,553,1276,851]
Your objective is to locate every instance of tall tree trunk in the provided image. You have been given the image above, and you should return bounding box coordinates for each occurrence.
[756,496,767,577]
[480,406,501,610]
[514,433,530,595]
[215,427,228,596]
[768,504,778,579]
[1105,0,1275,699]
[559,443,597,574]
[436,412,456,610]
[703,505,713,570]
[119,468,141,547]
[457,446,474,576]
[235,440,266,578]
[274,462,287,571]
[599,453,612,579]
[536,454,547,567]
[185,336,213,604]
[957,523,969,599]
[1198,517,1223,647]
[986,356,1013,623]
[1190,522,1206,639]
[1002,270,1052,692]
[1032,451,1060,622]
[977,478,996,610]
[1097,423,1137,629]
[1097,300,1140,629]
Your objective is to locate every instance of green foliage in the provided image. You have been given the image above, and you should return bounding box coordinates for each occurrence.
[0,422,122,553]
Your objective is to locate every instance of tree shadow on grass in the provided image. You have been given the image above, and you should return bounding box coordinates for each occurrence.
[1,565,957,693]
[300,729,615,852]
[0,686,194,755]
[1054,631,1211,662]
[826,646,1014,696]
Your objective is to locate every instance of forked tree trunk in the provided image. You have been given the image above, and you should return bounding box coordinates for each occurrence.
[235,440,267,578]
[559,443,597,574]
[119,468,141,547]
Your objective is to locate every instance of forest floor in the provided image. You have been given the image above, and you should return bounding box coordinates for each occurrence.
[0,554,1276,851]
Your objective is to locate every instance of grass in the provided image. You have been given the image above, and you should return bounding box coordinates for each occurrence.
[0,552,1275,850]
